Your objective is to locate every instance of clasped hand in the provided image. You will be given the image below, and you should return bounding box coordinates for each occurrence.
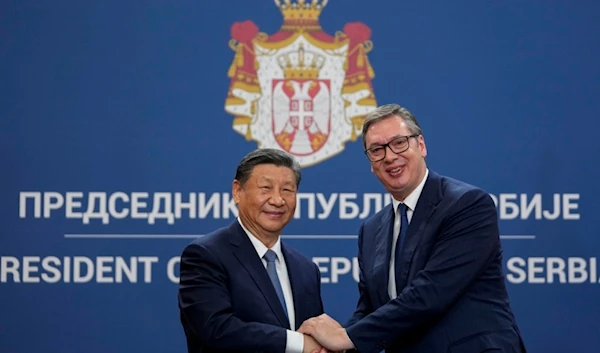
[298,314,354,353]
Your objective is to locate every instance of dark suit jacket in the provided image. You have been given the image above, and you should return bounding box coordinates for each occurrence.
[178,221,324,353]
[345,170,526,353]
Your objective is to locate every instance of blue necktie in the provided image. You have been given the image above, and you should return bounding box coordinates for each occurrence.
[263,249,288,317]
[395,203,409,295]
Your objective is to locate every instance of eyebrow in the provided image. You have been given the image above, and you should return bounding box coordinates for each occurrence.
[258,176,294,186]
[368,135,402,149]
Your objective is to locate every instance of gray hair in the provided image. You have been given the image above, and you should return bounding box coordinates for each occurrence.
[235,148,302,187]
[362,104,423,149]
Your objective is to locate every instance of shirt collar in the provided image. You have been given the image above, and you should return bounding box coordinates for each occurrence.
[237,217,283,261]
[392,168,429,212]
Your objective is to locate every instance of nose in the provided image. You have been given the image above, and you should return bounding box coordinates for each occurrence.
[269,192,285,206]
[384,145,399,162]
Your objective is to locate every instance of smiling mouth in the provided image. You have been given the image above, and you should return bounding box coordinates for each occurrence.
[387,165,405,175]
[264,211,285,217]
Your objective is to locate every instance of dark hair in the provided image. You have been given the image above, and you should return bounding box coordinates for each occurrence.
[235,148,302,187]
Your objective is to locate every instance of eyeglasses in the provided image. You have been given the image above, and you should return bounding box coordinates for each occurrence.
[364,134,419,162]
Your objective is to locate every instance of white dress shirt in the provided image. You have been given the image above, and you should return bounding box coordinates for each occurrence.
[237,217,304,353]
[388,168,429,299]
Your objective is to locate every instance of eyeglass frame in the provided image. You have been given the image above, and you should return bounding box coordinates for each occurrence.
[364,134,420,162]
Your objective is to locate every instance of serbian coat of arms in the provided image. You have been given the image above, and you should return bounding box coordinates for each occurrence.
[225,0,378,167]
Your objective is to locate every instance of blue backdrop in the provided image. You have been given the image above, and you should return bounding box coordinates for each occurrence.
[2,1,599,352]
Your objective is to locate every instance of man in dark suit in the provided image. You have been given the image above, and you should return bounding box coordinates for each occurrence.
[178,148,325,353]
[299,104,526,353]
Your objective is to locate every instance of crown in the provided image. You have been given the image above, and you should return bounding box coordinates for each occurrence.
[275,0,327,31]
[277,44,325,79]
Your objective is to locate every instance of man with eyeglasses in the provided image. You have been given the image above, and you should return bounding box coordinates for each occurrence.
[299,104,527,353]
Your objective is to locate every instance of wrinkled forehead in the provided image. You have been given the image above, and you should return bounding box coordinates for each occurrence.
[365,116,411,146]
[249,164,296,183]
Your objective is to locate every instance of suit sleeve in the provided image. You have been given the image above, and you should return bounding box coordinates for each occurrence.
[315,262,325,314]
[346,190,500,353]
[344,223,373,327]
[178,242,287,352]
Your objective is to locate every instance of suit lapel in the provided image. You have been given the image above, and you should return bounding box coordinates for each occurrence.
[397,171,443,290]
[282,245,303,330]
[373,204,394,305]
[229,222,290,329]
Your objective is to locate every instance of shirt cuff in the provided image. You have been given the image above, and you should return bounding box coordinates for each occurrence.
[285,330,304,353]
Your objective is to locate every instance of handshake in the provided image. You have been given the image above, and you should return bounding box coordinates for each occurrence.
[297,314,354,353]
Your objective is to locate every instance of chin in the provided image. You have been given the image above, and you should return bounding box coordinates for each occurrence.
[385,177,406,188]
[260,218,288,230]
[387,182,409,194]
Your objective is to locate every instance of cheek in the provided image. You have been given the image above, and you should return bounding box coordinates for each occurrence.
[373,167,388,180]
[284,195,296,208]
[250,197,267,212]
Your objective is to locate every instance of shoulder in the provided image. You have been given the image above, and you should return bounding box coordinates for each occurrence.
[362,203,393,230]
[181,222,236,255]
[436,172,495,210]
[282,244,313,267]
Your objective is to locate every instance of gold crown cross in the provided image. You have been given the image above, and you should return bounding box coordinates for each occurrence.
[277,44,325,79]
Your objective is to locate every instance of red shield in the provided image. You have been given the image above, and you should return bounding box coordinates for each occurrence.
[271,79,331,156]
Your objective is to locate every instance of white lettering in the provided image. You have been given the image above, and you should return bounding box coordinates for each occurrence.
[520,194,542,220]
[74,257,94,283]
[542,193,561,220]
[65,192,84,219]
[19,192,41,218]
[22,256,41,283]
[63,257,71,283]
[316,193,337,220]
[148,192,175,224]
[312,257,330,284]
[505,257,599,284]
[563,193,580,220]
[490,193,581,220]
[591,258,598,283]
[108,192,129,219]
[174,193,196,220]
[17,192,582,221]
[296,193,316,219]
[528,257,545,284]
[312,257,359,284]
[167,256,180,283]
[1,256,20,282]
[130,192,149,219]
[499,194,519,220]
[546,257,566,283]
[115,257,137,283]
[339,193,359,219]
[330,257,352,283]
[96,256,114,283]
[43,192,64,218]
[506,257,526,284]
[221,193,238,219]
[352,257,360,282]
[137,256,158,283]
[82,192,109,224]
[198,193,220,218]
[40,256,62,283]
[568,258,587,283]
[358,193,382,219]
[1,256,156,284]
